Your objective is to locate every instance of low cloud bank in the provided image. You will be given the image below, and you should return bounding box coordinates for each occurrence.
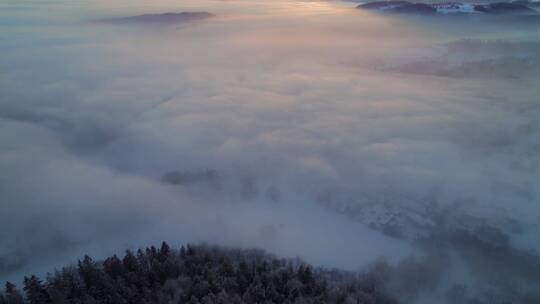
[1,1,539,302]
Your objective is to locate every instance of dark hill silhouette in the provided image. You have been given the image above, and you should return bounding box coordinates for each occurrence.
[357,1,538,15]
[99,12,214,25]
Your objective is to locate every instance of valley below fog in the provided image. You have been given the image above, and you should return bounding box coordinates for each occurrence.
[1,0,540,303]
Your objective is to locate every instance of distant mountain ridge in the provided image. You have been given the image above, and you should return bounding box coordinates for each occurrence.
[98,12,214,25]
[357,1,538,14]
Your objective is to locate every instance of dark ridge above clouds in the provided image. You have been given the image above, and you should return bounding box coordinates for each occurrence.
[357,1,539,15]
[98,12,214,25]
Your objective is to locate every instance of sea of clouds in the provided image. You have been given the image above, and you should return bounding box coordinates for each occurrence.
[1,1,539,298]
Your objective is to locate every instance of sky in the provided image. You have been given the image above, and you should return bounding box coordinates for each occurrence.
[1,0,540,300]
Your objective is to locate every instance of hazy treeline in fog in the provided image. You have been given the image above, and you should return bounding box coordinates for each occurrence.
[382,39,540,79]
[0,243,396,304]
[2,241,540,304]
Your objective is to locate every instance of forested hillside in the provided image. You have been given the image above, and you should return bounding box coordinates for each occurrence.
[0,243,395,304]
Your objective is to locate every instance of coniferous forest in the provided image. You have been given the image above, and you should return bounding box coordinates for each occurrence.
[0,243,396,304]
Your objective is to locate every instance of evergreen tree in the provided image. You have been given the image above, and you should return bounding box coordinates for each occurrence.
[158,242,170,263]
[4,282,23,304]
[23,276,49,304]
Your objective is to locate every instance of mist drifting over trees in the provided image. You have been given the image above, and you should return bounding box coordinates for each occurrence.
[0,243,396,304]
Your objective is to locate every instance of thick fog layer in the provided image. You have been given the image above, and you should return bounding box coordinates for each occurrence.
[1,0,540,302]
